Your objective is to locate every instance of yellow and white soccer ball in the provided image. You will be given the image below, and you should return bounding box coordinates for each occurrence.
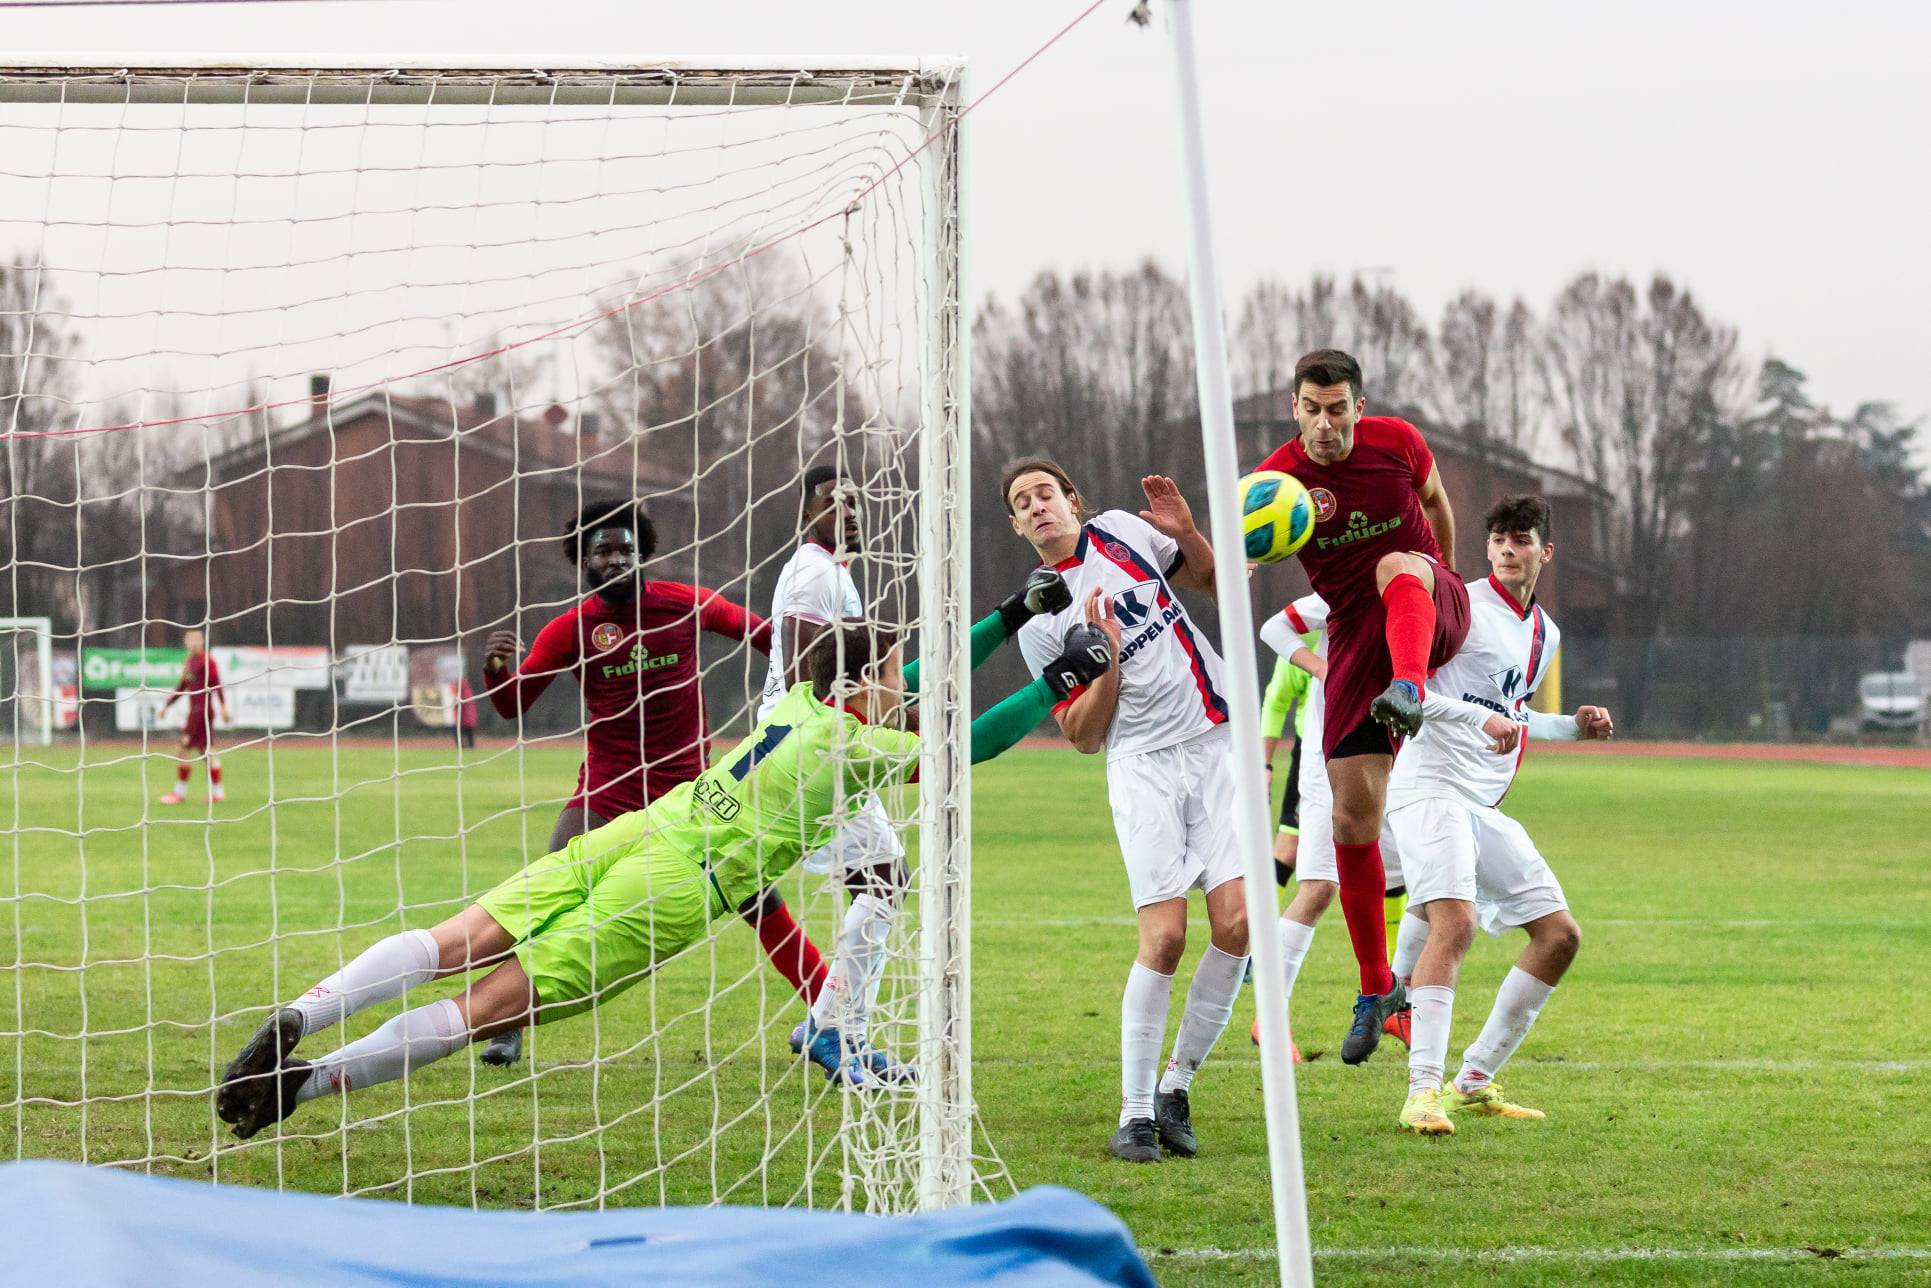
[1238,470,1316,563]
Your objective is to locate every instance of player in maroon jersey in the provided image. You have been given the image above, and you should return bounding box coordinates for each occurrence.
[157,629,229,805]
[1255,349,1470,1064]
[476,498,824,1065]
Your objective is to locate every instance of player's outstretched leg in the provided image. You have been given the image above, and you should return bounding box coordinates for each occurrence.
[479,806,604,1071]
[1446,911,1578,1121]
[215,1006,305,1132]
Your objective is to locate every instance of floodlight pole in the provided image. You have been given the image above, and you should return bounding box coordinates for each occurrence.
[1162,3,1315,1285]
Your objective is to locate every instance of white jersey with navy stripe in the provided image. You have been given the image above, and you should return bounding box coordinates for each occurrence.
[1017,509,1229,759]
[1387,576,1562,811]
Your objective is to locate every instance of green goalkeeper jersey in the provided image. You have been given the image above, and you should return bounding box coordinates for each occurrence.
[649,680,920,908]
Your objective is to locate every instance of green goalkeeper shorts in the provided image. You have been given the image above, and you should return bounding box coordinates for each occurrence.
[476,810,728,1024]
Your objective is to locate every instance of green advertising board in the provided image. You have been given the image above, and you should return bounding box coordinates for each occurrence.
[80,648,185,691]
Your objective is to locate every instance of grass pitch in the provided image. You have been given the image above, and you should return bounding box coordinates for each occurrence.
[2,739,1927,1285]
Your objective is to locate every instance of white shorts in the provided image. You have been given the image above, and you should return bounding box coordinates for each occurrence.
[1107,726,1245,909]
[1387,796,1568,935]
[801,794,904,876]
[1291,760,1404,890]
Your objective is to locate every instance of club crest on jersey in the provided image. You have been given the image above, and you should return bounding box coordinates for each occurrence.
[1114,580,1159,627]
[590,622,625,652]
[1309,487,1338,523]
[1103,541,1134,564]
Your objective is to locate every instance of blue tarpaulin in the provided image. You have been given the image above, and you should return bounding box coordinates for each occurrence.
[0,1161,1156,1287]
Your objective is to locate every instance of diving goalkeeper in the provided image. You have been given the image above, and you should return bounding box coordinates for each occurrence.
[214,613,1111,1139]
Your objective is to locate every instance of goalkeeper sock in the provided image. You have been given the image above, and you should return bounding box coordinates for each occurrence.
[1276,915,1315,999]
[1390,910,1430,985]
[287,928,439,1036]
[1119,962,1173,1127]
[1381,572,1436,693]
[1159,945,1246,1094]
[809,893,893,1042]
[1408,984,1454,1095]
[296,997,467,1104]
[1334,841,1395,995]
[753,902,827,1004]
[1455,966,1555,1092]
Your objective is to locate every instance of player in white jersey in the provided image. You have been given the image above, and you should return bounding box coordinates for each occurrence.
[1382,495,1613,1135]
[1252,594,1409,1060]
[757,465,910,1085]
[1005,457,1250,1165]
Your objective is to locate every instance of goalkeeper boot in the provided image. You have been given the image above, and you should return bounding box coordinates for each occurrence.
[1154,1089,1197,1158]
[1399,1085,1455,1136]
[1249,1018,1303,1063]
[1341,979,1407,1065]
[231,1057,313,1140]
[1107,1118,1162,1164]
[1370,679,1424,738]
[478,1029,523,1067]
[216,1007,304,1129]
[1446,1081,1545,1120]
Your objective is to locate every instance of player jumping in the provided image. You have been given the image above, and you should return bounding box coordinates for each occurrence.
[1006,458,1250,1165]
[214,616,1112,1139]
[476,498,780,1066]
[157,629,229,805]
[1254,348,1469,1063]
[1378,495,1613,1134]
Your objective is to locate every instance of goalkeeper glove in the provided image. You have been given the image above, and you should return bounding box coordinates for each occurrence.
[996,566,1075,635]
[1042,622,1113,701]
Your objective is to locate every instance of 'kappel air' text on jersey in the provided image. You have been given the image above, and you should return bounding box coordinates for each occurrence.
[1017,509,1228,758]
[1387,576,1560,810]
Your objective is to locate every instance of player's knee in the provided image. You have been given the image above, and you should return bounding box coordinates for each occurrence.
[1211,906,1249,957]
[1546,914,1582,963]
[1139,925,1186,973]
[1287,880,1334,921]
[737,886,786,922]
[1431,900,1478,949]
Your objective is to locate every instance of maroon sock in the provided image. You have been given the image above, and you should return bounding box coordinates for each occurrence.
[754,902,828,1003]
[176,762,191,784]
[1335,841,1396,995]
[1381,572,1437,693]
[209,762,223,785]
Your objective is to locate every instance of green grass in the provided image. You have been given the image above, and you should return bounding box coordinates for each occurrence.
[2,742,1927,1284]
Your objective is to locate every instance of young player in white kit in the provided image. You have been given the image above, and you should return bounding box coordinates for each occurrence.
[1383,495,1613,1134]
[1005,458,1250,1165]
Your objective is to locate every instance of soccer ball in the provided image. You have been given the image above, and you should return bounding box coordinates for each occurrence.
[1239,470,1316,563]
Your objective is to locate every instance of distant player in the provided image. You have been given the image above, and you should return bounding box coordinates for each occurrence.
[1260,650,1312,881]
[1251,594,1409,1060]
[157,629,228,805]
[1254,348,1469,1063]
[213,620,1111,1140]
[477,498,785,1066]
[1379,495,1613,1135]
[1006,458,1250,1165]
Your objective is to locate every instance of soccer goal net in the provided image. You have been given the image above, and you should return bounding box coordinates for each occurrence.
[0,59,992,1213]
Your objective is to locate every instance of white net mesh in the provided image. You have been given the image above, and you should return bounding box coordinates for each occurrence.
[0,63,1001,1213]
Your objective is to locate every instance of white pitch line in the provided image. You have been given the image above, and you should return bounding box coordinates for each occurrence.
[1152,1245,1931,1264]
[975,1056,1931,1072]
[977,915,1918,929]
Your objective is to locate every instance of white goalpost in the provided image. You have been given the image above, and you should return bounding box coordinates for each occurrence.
[0,617,55,746]
[0,56,990,1214]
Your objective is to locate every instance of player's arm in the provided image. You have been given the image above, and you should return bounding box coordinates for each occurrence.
[1416,463,1457,570]
[903,568,1072,697]
[1526,704,1613,742]
[1421,691,1521,754]
[1053,590,1123,755]
[481,616,570,717]
[209,657,230,721]
[1139,475,1215,592]
[694,587,773,655]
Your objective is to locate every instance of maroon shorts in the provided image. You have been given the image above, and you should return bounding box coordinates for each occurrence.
[566,754,703,822]
[182,712,214,753]
[1321,567,1471,760]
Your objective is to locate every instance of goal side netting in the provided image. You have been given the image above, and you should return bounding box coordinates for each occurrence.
[0,59,997,1214]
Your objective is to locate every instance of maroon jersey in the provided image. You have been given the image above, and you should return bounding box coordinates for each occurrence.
[486,583,772,819]
[172,652,224,749]
[1257,416,1465,755]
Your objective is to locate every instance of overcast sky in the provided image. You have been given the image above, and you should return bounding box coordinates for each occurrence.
[7,0,1928,439]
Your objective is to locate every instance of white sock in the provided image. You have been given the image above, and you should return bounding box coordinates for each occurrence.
[1408,983,1454,1095]
[809,893,894,1042]
[287,928,439,1037]
[1276,916,1316,1000]
[1160,945,1248,1094]
[1390,911,1430,984]
[1119,962,1173,1126]
[295,997,468,1104]
[1456,966,1556,1091]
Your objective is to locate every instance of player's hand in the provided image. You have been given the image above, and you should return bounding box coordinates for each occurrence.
[1082,586,1123,656]
[1138,475,1198,541]
[482,630,521,675]
[1480,713,1521,755]
[1574,705,1614,741]
[1043,621,1114,700]
[998,567,1073,633]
